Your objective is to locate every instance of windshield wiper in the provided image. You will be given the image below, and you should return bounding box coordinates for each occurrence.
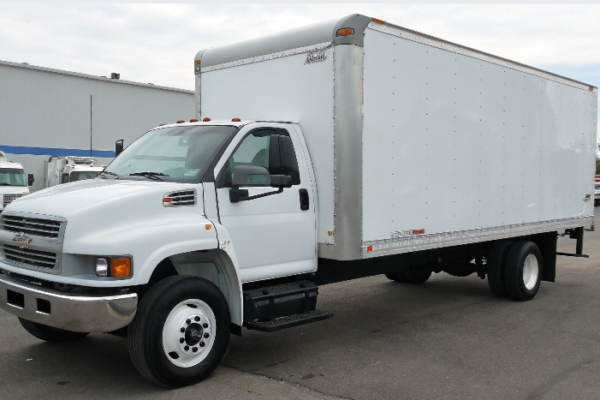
[0,183,15,186]
[98,171,120,179]
[129,172,169,181]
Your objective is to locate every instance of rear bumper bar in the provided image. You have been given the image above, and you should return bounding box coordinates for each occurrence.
[0,274,137,333]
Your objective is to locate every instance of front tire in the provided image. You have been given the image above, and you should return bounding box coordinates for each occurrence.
[128,276,230,388]
[504,241,543,301]
[19,318,89,342]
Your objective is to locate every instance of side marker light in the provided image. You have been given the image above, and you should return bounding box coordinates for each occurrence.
[205,224,212,230]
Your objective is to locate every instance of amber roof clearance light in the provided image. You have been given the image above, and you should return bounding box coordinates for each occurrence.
[336,28,354,37]
[203,117,211,122]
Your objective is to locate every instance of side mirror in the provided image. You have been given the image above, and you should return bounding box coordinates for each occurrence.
[229,165,291,203]
[115,139,124,157]
[27,174,34,187]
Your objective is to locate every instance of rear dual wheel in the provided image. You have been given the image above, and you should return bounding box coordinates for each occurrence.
[487,240,542,301]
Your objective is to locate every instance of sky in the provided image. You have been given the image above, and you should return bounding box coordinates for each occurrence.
[1,3,599,142]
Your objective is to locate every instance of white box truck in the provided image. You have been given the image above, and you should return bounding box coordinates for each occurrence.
[45,156,105,187]
[0,14,596,387]
[0,151,32,212]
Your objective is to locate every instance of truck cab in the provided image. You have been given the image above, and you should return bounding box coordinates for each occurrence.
[0,152,31,212]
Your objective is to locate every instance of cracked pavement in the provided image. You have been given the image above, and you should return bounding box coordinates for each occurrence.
[1,213,599,399]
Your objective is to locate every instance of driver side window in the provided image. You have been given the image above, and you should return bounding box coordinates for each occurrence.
[218,129,274,188]
[217,129,300,188]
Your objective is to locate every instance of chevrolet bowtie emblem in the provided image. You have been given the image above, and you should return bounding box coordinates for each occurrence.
[13,232,31,247]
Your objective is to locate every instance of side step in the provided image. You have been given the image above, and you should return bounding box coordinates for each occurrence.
[243,280,332,332]
[245,309,333,332]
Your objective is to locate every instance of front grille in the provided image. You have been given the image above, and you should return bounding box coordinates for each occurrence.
[3,194,22,208]
[4,244,57,269]
[164,190,197,207]
[2,215,62,238]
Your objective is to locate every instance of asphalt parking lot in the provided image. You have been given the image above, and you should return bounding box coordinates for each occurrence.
[1,213,600,400]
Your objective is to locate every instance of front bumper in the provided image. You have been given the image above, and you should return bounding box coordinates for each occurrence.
[0,274,137,333]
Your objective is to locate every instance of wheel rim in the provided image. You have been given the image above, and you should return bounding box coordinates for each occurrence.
[162,299,216,368]
[522,254,539,290]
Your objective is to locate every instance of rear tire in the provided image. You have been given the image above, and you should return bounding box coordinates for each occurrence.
[18,318,89,342]
[487,241,513,298]
[128,276,230,388]
[385,270,432,284]
[504,241,543,301]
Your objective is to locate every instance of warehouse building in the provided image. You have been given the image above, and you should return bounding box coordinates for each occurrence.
[0,60,194,192]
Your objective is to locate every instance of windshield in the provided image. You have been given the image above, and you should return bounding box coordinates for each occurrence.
[70,171,101,182]
[0,168,26,187]
[105,125,237,182]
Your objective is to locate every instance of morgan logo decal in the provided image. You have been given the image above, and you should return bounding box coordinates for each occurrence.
[13,232,31,248]
[305,50,327,64]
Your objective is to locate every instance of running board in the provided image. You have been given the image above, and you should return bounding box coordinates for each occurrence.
[245,309,333,332]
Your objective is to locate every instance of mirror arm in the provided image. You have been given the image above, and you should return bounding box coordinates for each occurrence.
[230,187,284,203]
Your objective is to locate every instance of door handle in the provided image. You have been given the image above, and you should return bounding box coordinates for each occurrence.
[299,189,309,211]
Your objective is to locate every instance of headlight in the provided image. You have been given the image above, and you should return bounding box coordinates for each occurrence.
[95,257,131,278]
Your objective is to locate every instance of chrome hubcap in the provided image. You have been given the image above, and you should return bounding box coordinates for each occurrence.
[523,254,539,290]
[162,299,216,368]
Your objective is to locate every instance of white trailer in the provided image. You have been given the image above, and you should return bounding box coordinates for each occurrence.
[0,60,195,193]
[45,157,104,187]
[0,14,596,388]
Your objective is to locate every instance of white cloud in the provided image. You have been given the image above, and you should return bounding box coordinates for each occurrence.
[2,4,600,90]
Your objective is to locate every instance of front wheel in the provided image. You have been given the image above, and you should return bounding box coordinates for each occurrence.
[19,318,89,342]
[128,276,231,388]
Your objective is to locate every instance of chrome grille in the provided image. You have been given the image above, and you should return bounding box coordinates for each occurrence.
[2,215,62,238]
[164,190,197,207]
[3,194,22,208]
[4,244,57,269]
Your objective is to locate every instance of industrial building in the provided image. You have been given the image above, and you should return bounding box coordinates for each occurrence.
[0,60,194,192]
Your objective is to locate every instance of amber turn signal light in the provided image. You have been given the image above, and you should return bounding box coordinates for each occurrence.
[336,28,354,37]
[111,258,131,278]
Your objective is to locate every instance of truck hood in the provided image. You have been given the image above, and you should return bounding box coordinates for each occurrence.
[5,178,203,218]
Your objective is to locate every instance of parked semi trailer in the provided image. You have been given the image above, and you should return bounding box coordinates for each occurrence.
[0,14,597,387]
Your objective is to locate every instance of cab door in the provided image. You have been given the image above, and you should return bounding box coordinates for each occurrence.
[215,124,316,283]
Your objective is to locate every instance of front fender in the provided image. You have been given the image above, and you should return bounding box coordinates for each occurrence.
[62,214,219,286]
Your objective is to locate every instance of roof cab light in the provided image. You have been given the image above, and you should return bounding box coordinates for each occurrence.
[203,117,211,122]
[190,119,198,122]
[176,120,185,124]
[372,18,386,24]
[232,118,241,122]
[336,28,354,37]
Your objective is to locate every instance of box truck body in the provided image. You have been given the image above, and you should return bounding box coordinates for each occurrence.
[0,14,596,387]
[197,15,597,261]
